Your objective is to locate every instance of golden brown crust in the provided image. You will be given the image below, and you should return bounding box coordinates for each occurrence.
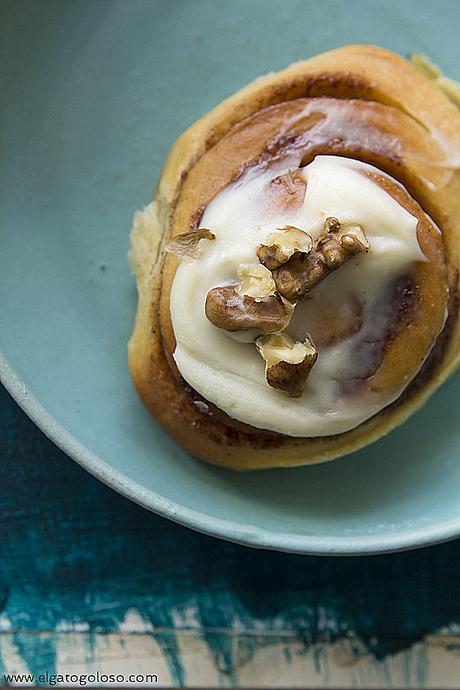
[128,45,460,470]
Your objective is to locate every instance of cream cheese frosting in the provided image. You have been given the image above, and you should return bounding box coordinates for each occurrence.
[170,155,427,437]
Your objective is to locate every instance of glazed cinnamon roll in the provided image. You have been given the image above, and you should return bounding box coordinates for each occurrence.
[128,44,460,469]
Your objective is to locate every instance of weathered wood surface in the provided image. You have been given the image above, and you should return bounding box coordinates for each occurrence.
[2,383,460,688]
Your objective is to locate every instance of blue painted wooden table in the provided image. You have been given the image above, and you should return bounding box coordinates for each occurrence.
[2,382,460,688]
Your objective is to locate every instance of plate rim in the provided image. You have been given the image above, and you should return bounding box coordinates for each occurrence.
[2,350,459,556]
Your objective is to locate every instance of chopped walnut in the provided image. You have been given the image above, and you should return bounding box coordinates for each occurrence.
[274,217,369,301]
[256,332,318,398]
[165,228,215,260]
[317,217,369,268]
[235,263,276,300]
[205,286,294,333]
[257,226,313,271]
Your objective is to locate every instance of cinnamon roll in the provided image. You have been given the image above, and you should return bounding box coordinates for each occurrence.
[129,44,460,469]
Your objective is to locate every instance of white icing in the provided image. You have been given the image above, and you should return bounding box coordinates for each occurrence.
[170,156,426,437]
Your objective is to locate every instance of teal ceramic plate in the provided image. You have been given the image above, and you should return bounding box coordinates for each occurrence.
[1,0,459,554]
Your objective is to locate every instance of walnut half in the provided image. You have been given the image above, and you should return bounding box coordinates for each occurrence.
[256,332,318,398]
[235,263,276,300]
[205,263,293,333]
[205,287,294,333]
[274,217,369,301]
[257,226,313,271]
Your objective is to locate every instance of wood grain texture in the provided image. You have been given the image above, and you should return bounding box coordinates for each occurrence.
[1,383,460,687]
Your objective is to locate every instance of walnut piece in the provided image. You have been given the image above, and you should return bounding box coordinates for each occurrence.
[165,228,215,260]
[235,263,276,300]
[317,217,369,268]
[257,226,313,271]
[256,332,318,398]
[274,217,369,301]
[205,287,293,333]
